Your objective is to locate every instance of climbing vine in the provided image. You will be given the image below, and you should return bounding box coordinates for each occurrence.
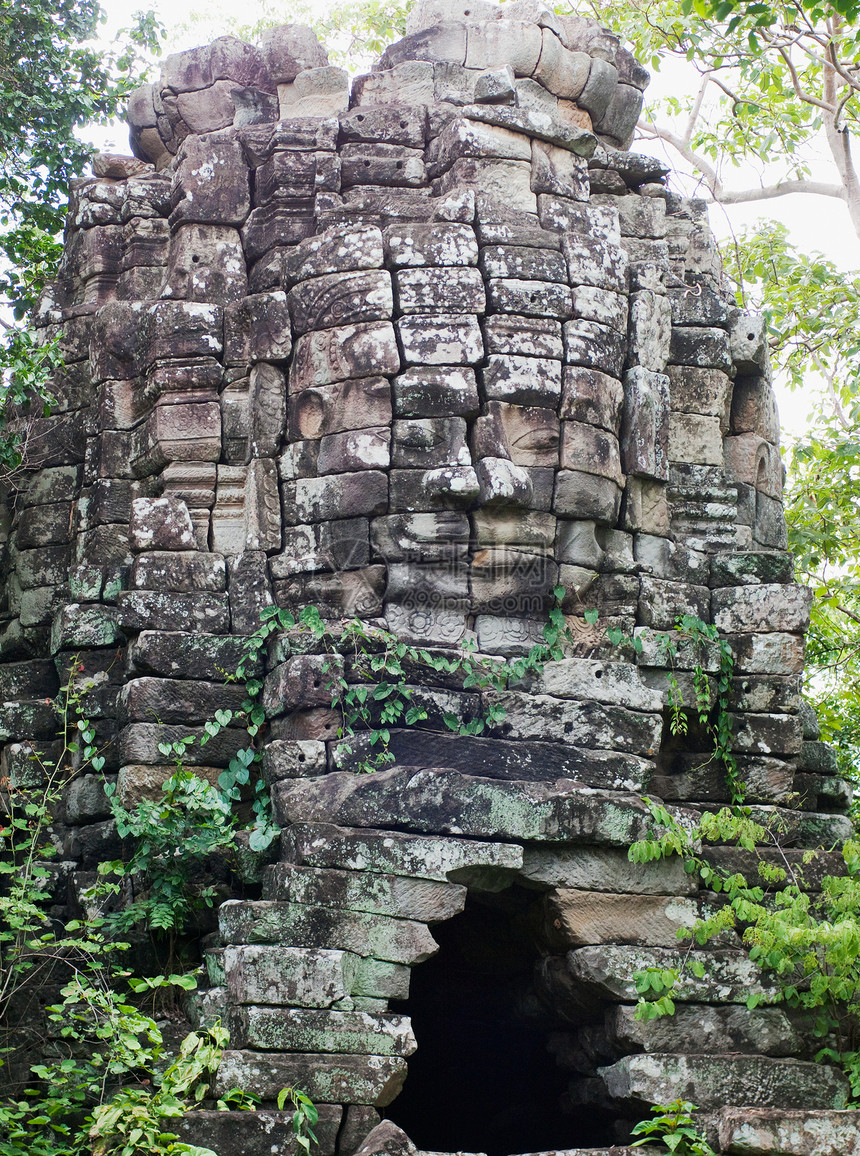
[237,586,574,774]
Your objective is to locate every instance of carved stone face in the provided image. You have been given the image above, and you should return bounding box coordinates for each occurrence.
[265,199,657,647]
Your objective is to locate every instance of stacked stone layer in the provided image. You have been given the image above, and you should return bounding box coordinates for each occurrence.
[0,2,852,1154]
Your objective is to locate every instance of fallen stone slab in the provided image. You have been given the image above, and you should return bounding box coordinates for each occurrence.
[599,1052,849,1111]
[214,1049,407,1105]
[716,1107,860,1155]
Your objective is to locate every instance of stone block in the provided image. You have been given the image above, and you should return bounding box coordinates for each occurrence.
[384,222,478,267]
[223,942,357,1006]
[561,421,622,484]
[480,244,566,283]
[397,314,484,365]
[564,320,626,377]
[553,469,622,523]
[533,29,590,100]
[713,583,812,634]
[289,378,392,440]
[278,66,350,118]
[295,472,388,522]
[620,366,670,481]
[560,367,623,432]
[261,739,328,782]
[170,134,250,228]
[289,322,401,392]
[483,314,564,359]
[480,355,562,408]
[260,23,329,83]
[547,889,699,947]
[599,1053,848,1112]
[519,845,695,894]
[393,366,478,417]
[464,20,542,74]
[667,365,731,421]
[275,568,386,618]
[317,428,391,474]
[116,763,221,805]
[567,944,777,1004]
[438,157,537,213]
[219,899,439,965]
[291,223,385,283]
[717,1108,860,1156]
[273,765,653,845]
[608,1003,800,1059]
[486,277,572,320]
[669,324,733,372]
[264,864,466,923]
[371,512,470,561]
[724,434,783,499]
[230,1006,416,1057]
[118,676,246,726]
[283,822,523,884]
[214,1049,407,1106]
[731,374,780,442]
[115,590,230,633]
[340,106,427,149]
[428,118,531,170]
[352,62,436,109]
[395,267,485,314]
[531,139,588,199]
[563,234,627,292]
[288,271,393,335]
[129,551,225,592]
[627,289,672,372]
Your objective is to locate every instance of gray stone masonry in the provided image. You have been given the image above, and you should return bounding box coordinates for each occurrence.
[2,1,852,1154]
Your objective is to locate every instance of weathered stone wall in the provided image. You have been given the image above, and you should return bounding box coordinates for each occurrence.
[2,1,856,1153]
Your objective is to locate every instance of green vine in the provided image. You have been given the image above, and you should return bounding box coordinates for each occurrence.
[609,613,743,805]
[237,586,574,773]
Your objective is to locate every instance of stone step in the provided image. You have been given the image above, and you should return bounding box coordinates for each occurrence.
[273,765,653,845]
[262,863,467,923]
[174,1106,343,1156]
[229,1006,416,1055]
[281,822,523,885]
[598,1053,849,1111]
[716,1107,860,1155]
[214,1049,407,1106]
[219,899,438,965]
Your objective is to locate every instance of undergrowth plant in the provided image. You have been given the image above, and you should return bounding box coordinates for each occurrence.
[0,665,114,1048]
[0,971,227,1156]
[277,1086,319,1156]
[609,613,742,804]
[631,1099,715,1156]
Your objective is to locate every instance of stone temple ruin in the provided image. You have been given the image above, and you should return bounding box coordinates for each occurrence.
[3,1,857,1153]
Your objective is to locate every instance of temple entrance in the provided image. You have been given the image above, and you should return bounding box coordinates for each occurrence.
[386,886,618,1156]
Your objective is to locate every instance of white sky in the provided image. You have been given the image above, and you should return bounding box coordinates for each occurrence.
[91,0,860,439]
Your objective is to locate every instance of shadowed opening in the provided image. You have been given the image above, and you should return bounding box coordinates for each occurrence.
[386,886,618,1156]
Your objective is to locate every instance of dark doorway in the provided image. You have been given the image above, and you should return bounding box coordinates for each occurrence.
[386,888,615,1156]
